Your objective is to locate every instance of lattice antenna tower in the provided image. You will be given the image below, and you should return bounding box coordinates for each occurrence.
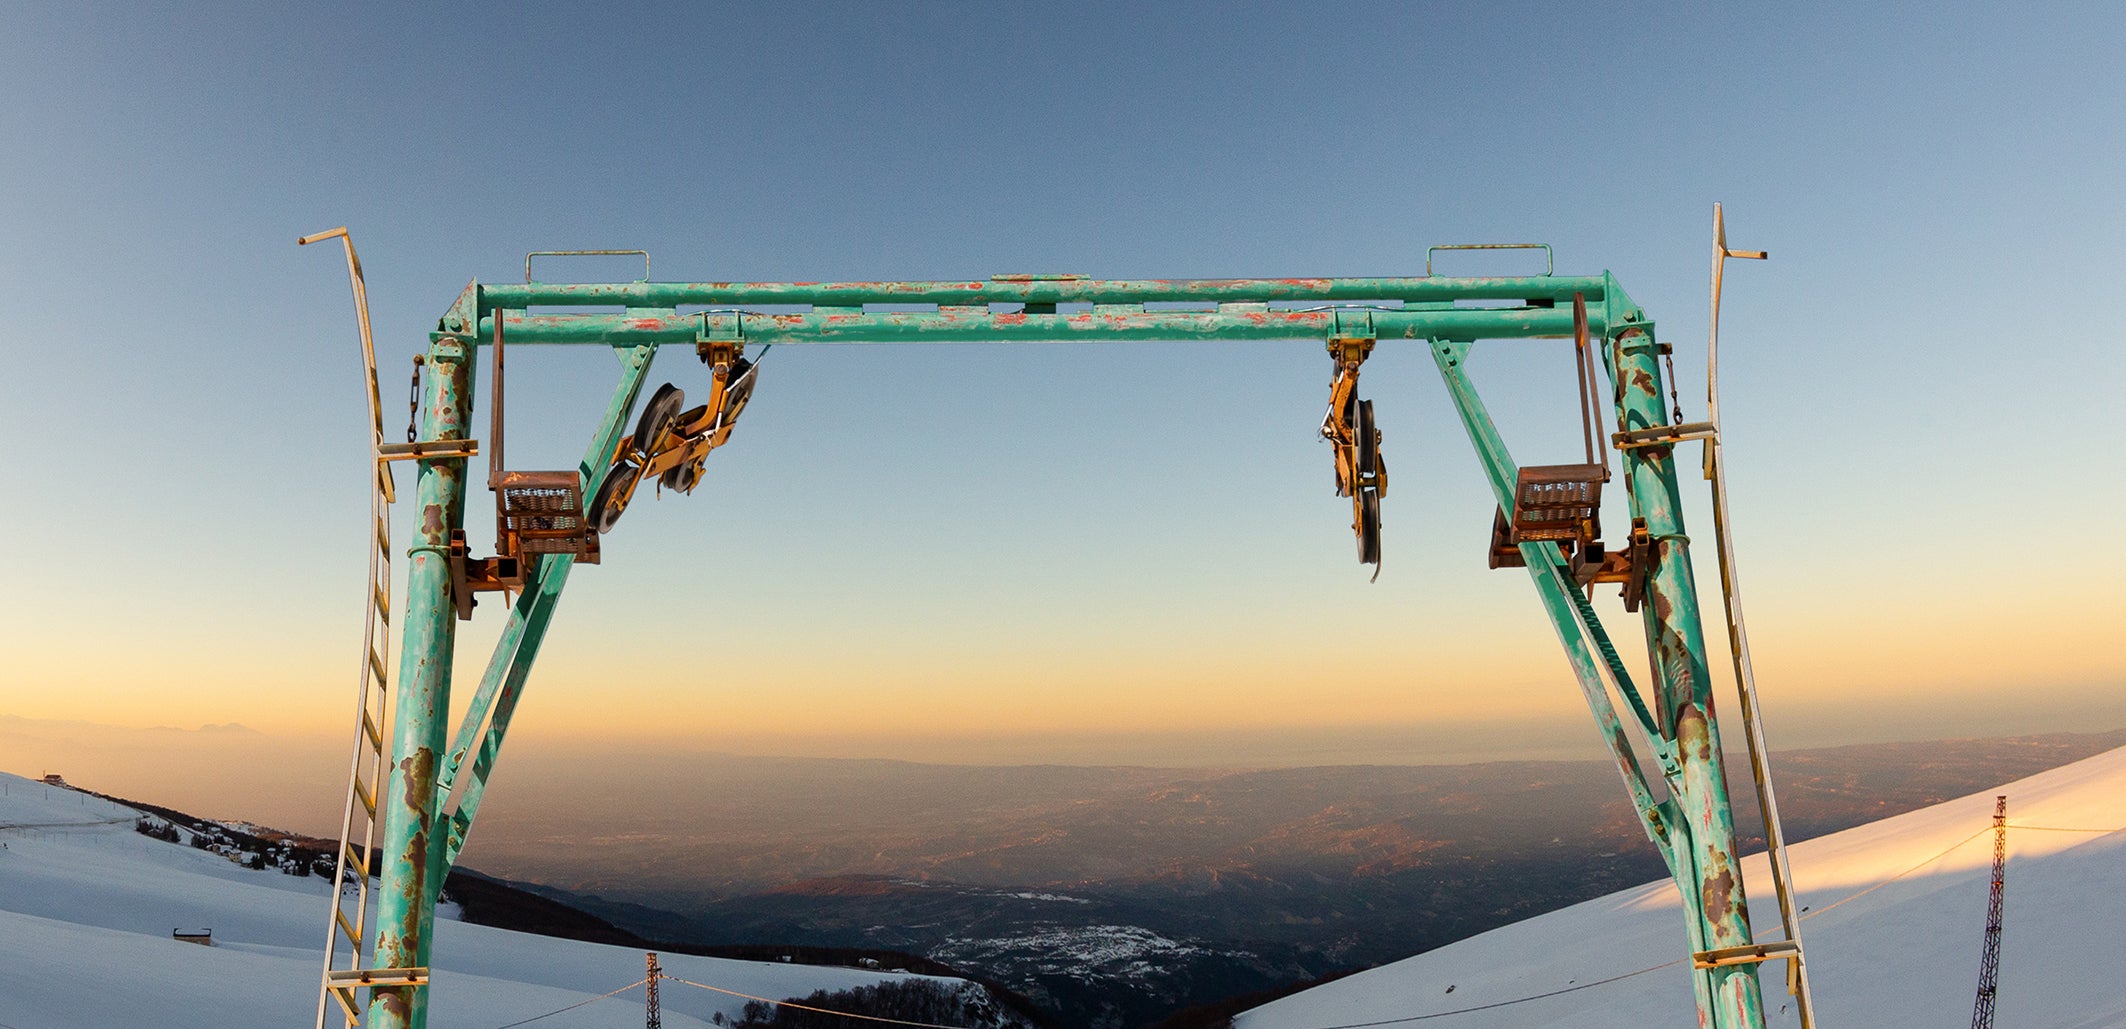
[645,952,661,1029]
[1970,795,2008,1029]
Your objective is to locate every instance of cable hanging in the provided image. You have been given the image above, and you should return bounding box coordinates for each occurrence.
[1280,807,2100,1029]
[661,973,985,1029]
[484,978,646,1029]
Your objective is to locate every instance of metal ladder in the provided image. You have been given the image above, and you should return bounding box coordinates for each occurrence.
[303,228,431,1027]
[1701,205,1817,1028]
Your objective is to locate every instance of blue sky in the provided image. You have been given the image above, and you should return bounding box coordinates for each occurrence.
[1,2,2120,765]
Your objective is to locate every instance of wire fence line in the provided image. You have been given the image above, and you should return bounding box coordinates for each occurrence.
[476,971,989,1029]
[661,973,981,1029]
[1277,960,1689,1029]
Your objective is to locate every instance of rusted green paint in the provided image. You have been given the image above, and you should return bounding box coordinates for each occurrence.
[1602,280,1764,1029]
[362,268,1780,1029]
[1431,283,1767,1029]
[467,304,1606,348]
[368,336,472,1029]
[480,274,1609,311]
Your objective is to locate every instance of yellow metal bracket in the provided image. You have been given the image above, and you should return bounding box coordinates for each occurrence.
[1693,940,1801,970]
[377,440,479,461]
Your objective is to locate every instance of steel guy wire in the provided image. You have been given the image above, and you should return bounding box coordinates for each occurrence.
[1284,810,2049,1029]
[485,978,647,1029]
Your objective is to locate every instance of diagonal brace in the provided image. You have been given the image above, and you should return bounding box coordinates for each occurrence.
[431,344,659,876]
[1428,339,1680,868]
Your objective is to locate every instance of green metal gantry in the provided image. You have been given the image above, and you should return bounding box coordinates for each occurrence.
[336,266,1796,1029]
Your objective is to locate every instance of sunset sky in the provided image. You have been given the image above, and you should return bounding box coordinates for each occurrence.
[2,2,2120,793]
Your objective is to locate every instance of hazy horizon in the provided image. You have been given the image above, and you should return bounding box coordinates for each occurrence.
[11,708,2124,842]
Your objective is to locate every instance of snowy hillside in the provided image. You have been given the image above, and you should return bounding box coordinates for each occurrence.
[0,772,1014,1028]
[1239,744,2126,1028]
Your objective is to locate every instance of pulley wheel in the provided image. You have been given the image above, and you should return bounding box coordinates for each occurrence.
[719,359,758,428]
[661,459,702,494]
[1357,489,1381,565]
[1356,399,1378,477]
[634,383,687,453]
[591,463,638,534]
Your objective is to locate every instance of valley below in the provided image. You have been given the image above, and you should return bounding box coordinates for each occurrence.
[451,729,2126,1027]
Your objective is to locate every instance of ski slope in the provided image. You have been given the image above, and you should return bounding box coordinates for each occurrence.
[0,772,995,1029]
[1239,744,2126,1028]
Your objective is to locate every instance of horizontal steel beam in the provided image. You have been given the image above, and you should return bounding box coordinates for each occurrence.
[470,305,1611,347]
[479,274,1610,312]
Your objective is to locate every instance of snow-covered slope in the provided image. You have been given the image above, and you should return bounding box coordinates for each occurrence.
[0,773,1001,1028]
[1240,744,2126,1029]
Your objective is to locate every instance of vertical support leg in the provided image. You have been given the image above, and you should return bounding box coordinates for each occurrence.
[368,336,474,1029]
[1604,297,1765,1029]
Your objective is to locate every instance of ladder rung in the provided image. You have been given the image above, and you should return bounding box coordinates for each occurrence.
[373,582,390,620]
[335,907,361,947]
[352,776,377,817]
[326,967,429,988]
[367,647,387,684]
[376,514,390,552]
[377,462,396,504]
[344,840,368,878]
[361,710,384,750]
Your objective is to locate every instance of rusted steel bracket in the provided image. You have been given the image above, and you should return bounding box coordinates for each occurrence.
[377,440,479,461]
[1614,421,1717,450]
[445,529,522,620]
[1695,940,1800,970]
[325,967,429,1023]
[697,311,747,347]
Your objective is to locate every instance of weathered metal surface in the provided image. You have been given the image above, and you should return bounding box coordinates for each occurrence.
[477,274,1608,311]
[466,305,1608,348]
[367,336,472,1029]
[1509,464,1605,542]
[348,264,1792,1029]
[1602,280,1766,1028]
